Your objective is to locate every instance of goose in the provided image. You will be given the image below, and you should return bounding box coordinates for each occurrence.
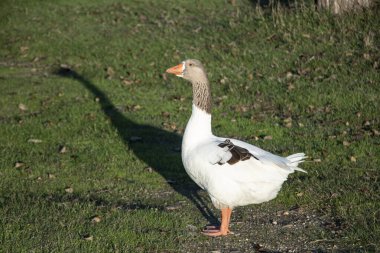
[165,59,306,237]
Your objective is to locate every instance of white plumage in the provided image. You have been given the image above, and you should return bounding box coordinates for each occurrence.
[182,105,306,208]
[166,59,306,236]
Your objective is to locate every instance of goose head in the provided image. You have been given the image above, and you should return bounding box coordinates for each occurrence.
[166,59,208,83]
[166,59,212,113]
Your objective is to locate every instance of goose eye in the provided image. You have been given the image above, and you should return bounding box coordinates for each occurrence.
[189,63,193,67]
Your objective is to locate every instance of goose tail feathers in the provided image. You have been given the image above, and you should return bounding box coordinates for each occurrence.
[286,153,307,173]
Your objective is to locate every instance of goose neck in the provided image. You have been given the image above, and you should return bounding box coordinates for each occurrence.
[191,78,212,114]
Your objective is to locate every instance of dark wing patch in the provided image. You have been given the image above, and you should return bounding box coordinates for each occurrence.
[217,139,259,165]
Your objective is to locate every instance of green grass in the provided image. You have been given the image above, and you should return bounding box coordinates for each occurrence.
[1,0,379,251]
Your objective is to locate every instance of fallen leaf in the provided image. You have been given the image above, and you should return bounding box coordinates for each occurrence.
[176,127,184,134]
[343,141,350,147]
[284,117,292,123]
[65,187,74,193]
[288,83,295,91]
[350,156,357,162]
[28,139,42,143]
[91,216,101,223]
[48,173,56,179]
[14,162,25,168]
[18,103,27,111]
[286,71,293,79]
[59,145,67,153]
[171,95,186,102]
[233,105,249,113]
[161,111,170,118]
[106,67,115,79]
[266,34,278,41]
[219,76,228,84]
[60,63,71,69]
[170,123,177,130]
[263,135,273,140]
[296,192,304,197]
[131,104,142,111]
[364,32,374,48]
[83,235,93,241]
[193,26,202,33]
[165,205,180,211]
[297,67,310,76]
[145,167,153,173]
[20,46,29,53]
[122,78,134,86]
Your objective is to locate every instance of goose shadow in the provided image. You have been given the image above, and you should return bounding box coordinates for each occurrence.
[55,66,218,225]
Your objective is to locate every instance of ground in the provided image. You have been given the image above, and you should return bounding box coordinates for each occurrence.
[0,0,379,252]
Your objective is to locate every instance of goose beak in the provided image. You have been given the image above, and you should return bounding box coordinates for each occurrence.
[166,62,184,77]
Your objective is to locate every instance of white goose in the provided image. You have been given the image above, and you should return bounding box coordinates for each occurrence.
[166,59,306,237]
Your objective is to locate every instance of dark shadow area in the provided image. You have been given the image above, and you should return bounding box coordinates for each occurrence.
[54,67,218,225]
[249,0,292,8]
[43,192,166,212]
[249,0,318,9]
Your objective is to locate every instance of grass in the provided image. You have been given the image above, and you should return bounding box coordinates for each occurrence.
[1,0,379,251]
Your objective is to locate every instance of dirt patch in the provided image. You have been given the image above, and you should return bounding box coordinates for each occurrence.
[181,201,354,252]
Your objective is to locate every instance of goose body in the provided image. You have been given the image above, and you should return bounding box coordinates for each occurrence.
[166,59,306,236]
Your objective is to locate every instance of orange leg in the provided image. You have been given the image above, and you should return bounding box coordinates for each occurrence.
[203,208,232,236]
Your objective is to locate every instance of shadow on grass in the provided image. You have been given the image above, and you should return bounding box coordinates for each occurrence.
[54,67,218,225]
[44,193,166,211]
[249,0,315,9]
[249,0,292,8]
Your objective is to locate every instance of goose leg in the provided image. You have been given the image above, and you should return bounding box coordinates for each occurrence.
[202,208,232,236]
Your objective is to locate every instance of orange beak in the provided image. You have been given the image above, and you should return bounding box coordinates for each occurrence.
[166,62,184,77]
